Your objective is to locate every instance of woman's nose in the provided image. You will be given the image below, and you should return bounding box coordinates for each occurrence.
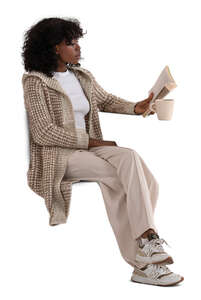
[76,44,80,51]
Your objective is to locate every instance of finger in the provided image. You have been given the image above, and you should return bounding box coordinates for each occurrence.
[149,92,154,99]
[147,94,153,101]
[147,97,153,103]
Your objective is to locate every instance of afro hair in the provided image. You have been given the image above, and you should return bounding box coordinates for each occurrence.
[21,17,87,77]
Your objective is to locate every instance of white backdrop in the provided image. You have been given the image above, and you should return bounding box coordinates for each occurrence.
[1,0,200,298]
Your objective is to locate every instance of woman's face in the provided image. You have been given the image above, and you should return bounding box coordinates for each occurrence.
[55,38,81,65]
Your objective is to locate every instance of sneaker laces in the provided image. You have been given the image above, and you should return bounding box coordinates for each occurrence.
[143,238,171,257]
[145,264,172,280]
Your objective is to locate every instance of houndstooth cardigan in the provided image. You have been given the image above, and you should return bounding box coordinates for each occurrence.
[22,65,139,226]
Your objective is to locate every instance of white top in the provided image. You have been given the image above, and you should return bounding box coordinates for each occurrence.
[53,69,90,130]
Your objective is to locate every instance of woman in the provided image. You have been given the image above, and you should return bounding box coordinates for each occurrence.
[21,17,184,286]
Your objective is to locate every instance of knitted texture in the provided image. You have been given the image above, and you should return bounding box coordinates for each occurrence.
[22,65,138,226]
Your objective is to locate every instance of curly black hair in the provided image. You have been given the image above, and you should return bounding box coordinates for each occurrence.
[21,17,87,77]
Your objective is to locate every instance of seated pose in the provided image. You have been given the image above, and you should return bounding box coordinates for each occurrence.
[21,16,184,287]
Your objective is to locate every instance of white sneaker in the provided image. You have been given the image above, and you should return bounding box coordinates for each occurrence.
[134,233,174,268]
[131,263,184,286]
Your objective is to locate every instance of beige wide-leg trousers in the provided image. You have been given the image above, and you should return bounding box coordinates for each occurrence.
[64,145,159,268]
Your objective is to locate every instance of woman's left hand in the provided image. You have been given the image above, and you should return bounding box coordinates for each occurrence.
[134,92,155,115]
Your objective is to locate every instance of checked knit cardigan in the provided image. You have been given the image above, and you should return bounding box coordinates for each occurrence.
[22,65,139,226]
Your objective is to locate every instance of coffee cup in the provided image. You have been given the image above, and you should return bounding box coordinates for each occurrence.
[149,99,174,120]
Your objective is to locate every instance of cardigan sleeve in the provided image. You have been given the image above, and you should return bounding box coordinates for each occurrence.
[86,69,139,115]
[23,76,89,149]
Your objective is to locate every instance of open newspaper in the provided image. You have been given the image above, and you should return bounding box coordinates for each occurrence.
[142,65,177,117]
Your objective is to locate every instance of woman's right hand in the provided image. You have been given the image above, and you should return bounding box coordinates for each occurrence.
[88,138,117,148]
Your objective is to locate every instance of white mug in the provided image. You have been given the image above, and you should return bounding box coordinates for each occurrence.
[149,99,174,120]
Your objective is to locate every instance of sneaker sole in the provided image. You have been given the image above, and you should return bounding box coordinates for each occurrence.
[152,256,174,266]
[134,256,174,269]
[131,275,184,287]
[135,253,174,265]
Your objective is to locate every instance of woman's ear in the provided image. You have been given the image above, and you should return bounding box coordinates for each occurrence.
[55,45,59,54]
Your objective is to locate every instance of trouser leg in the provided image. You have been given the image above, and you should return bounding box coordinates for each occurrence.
[64,149,138,265]
[97,180,141,267]
[64,147,159,268]
[89,146,159,240]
